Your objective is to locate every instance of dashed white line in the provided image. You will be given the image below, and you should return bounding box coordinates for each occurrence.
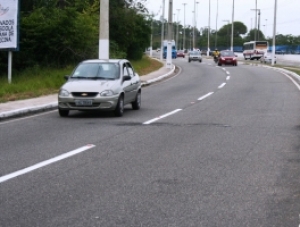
[143,109,182,125]
[218,83,226,89]
[0,144,96,184]
[226,76,231,80]
[198,92,214,101]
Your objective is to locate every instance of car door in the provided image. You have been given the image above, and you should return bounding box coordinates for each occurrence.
[122,63,135,104]
[126,62,140,99]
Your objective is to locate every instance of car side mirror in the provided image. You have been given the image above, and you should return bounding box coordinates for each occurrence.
[123,75,131,81]
[64,75,70,80]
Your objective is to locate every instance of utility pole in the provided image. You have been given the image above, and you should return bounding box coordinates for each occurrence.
[193,0,196,50]
[176,9,180,51]
[257,9,261,40]
[251,8,260,40]
[183,3,187,50]
[215,0,218,49]
[160,0,165,60]
[231,0,234,51]
[271,0,277,66]
[255,0,257,40]
[99,0,109,59]
[166,0,173,69]
[207,0,210,56]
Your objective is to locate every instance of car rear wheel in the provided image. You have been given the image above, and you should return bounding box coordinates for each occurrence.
[132,91,141,110]
[114,95,124,117]
[59,109,69,117]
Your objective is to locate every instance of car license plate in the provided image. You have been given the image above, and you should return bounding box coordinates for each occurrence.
[75,100,93,106]
[226,60,231,63]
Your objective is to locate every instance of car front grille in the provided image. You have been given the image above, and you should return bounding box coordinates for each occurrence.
[69,103,101,108]
[72,92,99,98]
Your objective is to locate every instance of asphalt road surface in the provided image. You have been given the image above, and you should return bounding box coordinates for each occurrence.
[1,58,300,227]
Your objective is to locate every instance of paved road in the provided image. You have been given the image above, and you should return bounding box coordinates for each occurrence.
[1,58,300,226]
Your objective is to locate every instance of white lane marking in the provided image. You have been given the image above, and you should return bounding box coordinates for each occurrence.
[226,76,231,80]
[226,71,230,75]
[218,83,226,89]
[222,68,226,71]
[282,72,300,91]
[198,92,214,101]
[0,144,96,184]
[143,109,182,125]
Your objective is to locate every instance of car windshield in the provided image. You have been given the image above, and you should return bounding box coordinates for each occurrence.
[71,63,120,80]
[221,51,235,57]
[190,51,200,55]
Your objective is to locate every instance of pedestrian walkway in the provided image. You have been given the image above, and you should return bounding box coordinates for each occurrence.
[0,63,175,120]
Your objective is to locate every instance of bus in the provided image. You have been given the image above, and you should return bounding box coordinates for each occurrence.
[243,41,269,60]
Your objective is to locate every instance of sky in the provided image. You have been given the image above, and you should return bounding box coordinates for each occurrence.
[144,0,300,37]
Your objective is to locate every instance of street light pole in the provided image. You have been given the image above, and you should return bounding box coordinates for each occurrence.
[271,0,277,66]
[215,0,218,49]
[99,0,109,59]
[255,0,257,40]
[257,9,261,40]
[193,0,196,50]
[207,0,210,56]
[251,8,260,40]
[166,0,173,69]
[176,9,180,50]
[160,0,165,60]
[231,0,234,51]
[183,3,187,50]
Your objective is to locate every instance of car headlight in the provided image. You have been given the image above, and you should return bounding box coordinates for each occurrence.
[100,90,115,97]
[233,57,236,60]
[59,89,69,96]
[221,57,225,60]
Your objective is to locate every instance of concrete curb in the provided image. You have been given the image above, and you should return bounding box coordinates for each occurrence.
[0,102,58,120]
[141,64,176,86]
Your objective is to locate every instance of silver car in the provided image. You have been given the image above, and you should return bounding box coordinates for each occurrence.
[58,59,142,117]
[260,54,276,64]
[188,51,202,63]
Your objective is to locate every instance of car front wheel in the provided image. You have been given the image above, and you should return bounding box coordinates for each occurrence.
[132,91,141,110]
[114,95,124,117]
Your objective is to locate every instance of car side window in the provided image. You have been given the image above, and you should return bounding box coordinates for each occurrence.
[123,64,129,77]
[126,63,135,77]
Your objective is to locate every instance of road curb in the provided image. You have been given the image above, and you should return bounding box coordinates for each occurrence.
[0,102,58,120]
[141,63,176,86]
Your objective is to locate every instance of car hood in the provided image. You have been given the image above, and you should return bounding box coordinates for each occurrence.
[62,80,118,92]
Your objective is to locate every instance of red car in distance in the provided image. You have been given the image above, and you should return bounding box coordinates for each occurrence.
[177,50,185,58]
[217,50,238,66]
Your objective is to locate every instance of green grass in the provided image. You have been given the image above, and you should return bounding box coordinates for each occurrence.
[0,56,163,103]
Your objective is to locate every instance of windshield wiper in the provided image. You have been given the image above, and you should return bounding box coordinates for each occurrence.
[88,77,115,80]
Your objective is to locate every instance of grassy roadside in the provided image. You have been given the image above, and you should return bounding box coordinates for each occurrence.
[0,55,163,103]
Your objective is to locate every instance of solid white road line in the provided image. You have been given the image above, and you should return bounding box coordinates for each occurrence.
[282,73,300,91]
[0,144,96,184]
[218,83,226,89]
[198,92,214,101]
[143,109,182,125]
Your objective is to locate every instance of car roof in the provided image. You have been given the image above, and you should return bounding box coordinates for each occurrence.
[80,59,128,64]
